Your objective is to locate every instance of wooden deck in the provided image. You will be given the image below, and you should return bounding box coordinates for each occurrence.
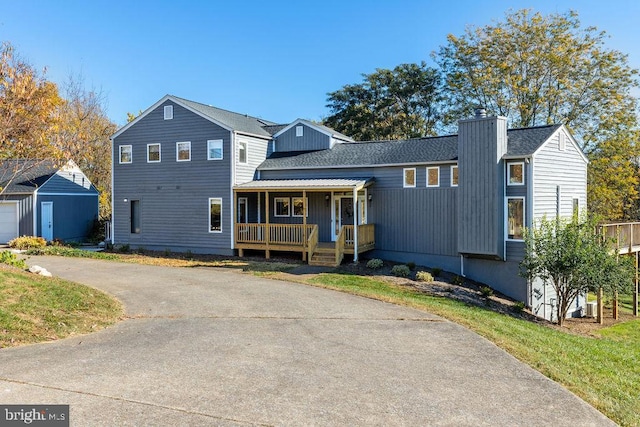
[235,223,375,266]
[600,222,640,254]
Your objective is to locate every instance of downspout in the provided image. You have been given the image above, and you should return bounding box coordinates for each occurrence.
[33,188,38,237]
[460,255,465,277]
[527,156,535,311]
[353,187,358,262]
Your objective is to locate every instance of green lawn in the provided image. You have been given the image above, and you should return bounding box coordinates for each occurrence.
[0,268,122,347]
[305,273,640,427]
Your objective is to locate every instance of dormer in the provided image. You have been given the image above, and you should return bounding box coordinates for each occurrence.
[271,119,354,153]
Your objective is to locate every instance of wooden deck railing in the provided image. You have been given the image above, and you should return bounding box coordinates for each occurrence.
[344,224,375,251]
[307,225,319,262]
[335,226,346,266]
[235,223,316,246]
[599,222,640,253]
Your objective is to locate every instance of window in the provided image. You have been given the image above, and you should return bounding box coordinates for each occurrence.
[209,198,222,232]
[207,139,223,160]
[573,198,579,217]
[559,133,566,151]
[237,197,248,223]
[507,162,524,185]
[176,141,191,161]
[147,143,161,163]
[451,165,459,187]
[507,197,525,240]
[130,200,140,234]
[238,141,247,164]
[427,166,440,187]
[292,197,308,217]
[119,145,132,164]
[403,168,416,188]
[296,125,303,137]
[164,105,173,120]
[274,197,290,217]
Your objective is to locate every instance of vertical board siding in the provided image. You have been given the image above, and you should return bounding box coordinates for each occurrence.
[275,124,330,152]
[0,194,34,236]
[113,100,232,251]
[533,129,587,221]
[40,170,96,194]
[37,195,98,241]
[457,117,507,258]
[235,135,270,184]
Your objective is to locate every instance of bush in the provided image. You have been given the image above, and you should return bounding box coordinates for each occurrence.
[513,301,526,313]
[406,262,416,271]
[366,258,384,270]
[0,251,27,269]
[117,244,130,253]
[416,271,434,282]
[451,275,464,286]
[391,264,410,278]
[8,236,47,250]
[480,286,494,298]
[431,267,442,277]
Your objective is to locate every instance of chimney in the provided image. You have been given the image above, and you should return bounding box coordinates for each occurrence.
[474,107,487,118]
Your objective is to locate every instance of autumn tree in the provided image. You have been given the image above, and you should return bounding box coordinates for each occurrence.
[324,62,442,140]
[0,42,62,194]
[54,75,117,219]
[435,9,640,220]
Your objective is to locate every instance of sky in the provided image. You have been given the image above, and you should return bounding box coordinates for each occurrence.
[1,1,639,127]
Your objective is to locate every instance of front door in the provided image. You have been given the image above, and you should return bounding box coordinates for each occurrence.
[41,202,53,241]
[238,197,248,223]
[332,196,354,241]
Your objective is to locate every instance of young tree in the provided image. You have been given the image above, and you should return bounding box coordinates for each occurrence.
[324,62,442,141]
[0,42,62,193]
[520,216,633,326]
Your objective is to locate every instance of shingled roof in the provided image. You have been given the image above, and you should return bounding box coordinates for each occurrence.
[259,124,564,170]
[0,160,58,193]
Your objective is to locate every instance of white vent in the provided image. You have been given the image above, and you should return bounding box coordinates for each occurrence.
[164,105,173,120]
[296,125,303,137]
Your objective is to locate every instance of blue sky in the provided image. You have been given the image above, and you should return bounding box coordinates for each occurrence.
[1,1,639,127]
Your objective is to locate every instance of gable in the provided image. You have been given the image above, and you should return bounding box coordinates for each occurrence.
[274,123,332,152]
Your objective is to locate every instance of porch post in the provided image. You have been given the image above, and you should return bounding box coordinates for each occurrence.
[265,191,270,259]
[635,251,638,317]
[302,190,307,261]
[353,187,358,262]
[234,190,241,257]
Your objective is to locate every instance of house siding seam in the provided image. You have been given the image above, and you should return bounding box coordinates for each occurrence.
[112,100,233,253]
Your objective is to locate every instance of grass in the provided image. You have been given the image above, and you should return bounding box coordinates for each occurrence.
[304,273,640,427]
[0,267,123,348]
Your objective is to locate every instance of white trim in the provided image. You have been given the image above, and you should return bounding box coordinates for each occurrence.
[506,196,525,241]
[559,132,566,151]
[450,165,459,187]
[238,140,248,164]
[176,141,191,162]
[209,197,223,233]
[403,168,416,188]
[274,197,290,217]
[295,125,303,137]
[147,143,161,163]
[119,145,132,164]
[507,161,525,186]
[531,125,589,164]
[40,201,54,241]
[426,166,440,187]
[207,139,224,160]
[230,132,236,248]
[32,188,38,238]
[164,105,173,120]
[292,197,308,217]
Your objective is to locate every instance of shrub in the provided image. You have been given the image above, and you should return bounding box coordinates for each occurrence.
[416,271,434,282]
[513,301,526,313]
[163,248,172,257]
[406,261,416,271]
[117,244,130,253]
[366,258,384,270]
[391,264,410,278]
[431,267,442,277]
[451,275,464,286]
[8,236,47,250]
[480,286,494,298]
[0,251,27,269]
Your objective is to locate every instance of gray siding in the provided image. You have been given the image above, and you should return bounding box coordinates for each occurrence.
[37,194,98,241]
[0,194,34,237]
[112,100,233,254]
[533,128,587,221]
[457,116,507,258]
[235,134,270,184]
[275,124,330,152]
[39,170,96,195]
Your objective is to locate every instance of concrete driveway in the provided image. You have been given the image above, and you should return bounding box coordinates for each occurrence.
[0,256,613,426]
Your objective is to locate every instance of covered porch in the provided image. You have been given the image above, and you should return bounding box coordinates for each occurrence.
[233,178,375,266]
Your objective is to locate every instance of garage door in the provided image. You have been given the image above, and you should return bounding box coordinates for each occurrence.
[0,202,19,243]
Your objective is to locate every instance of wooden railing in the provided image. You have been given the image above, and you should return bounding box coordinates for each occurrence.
[335,226,346,266]
[344,224,375,251]
[599,222,640,253]
[235,223,315,246]
[307,225,318,262]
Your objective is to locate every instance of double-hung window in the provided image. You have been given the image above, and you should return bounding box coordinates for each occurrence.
[176,141,191,161]
[147,143,161,163]
[274,197,290,217]
[427,166,440,187]
[451,165,458,187]
[238,141,247,164]
[119,145,132,164]
[403,168,416,188]
[207,140,223,160]
[292,197,308,217]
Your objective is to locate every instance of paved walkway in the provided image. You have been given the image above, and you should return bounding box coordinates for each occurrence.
[0,257,614,426]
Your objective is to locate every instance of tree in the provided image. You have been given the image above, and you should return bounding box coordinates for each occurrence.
[54,75,117,219]
[0,42,62,194]
[324,62,442,141]
[520,216,633,326]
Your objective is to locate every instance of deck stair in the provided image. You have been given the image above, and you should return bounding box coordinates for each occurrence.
[309,242,339,267]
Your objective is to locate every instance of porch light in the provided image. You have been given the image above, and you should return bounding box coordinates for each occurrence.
[123,198,128,203]
[325,194,330,206]
[368,194,373,203]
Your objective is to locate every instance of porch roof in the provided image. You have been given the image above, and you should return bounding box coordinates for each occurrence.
[234,178,374,192]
